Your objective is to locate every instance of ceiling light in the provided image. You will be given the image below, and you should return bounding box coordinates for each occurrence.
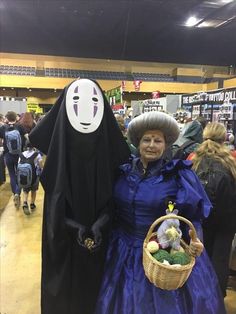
[186,16,199,27]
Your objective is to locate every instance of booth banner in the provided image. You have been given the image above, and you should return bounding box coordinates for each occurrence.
[182,87,236,105]
[111,104,124,115]
[27,103,43,113]
[133,80,142,92]
[105,86,122,106]
[142,99,163,112]
[152,91,160,99]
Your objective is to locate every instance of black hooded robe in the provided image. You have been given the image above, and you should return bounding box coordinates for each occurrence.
[29,80,130,314]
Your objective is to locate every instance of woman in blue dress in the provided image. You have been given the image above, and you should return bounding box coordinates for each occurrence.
[95,111,226,314]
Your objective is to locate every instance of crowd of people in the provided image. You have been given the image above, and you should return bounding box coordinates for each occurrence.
[0,78,236,313]
[0,111,44,214]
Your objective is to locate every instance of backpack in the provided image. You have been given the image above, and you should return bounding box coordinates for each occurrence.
[171,140,195,160]
[17,152,38,189]
[5,125,22,155]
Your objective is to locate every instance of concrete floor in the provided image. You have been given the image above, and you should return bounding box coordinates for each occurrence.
[0,182,236,314]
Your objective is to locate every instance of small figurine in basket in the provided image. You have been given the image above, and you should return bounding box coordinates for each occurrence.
[157,201,182,251]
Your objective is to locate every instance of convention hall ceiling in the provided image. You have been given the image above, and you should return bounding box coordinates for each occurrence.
[0,0,236,66]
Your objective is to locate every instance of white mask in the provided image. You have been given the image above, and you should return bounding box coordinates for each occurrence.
[66,79,104,133]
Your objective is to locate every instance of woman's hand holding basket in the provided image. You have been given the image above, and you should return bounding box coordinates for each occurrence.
[189,229,204,257]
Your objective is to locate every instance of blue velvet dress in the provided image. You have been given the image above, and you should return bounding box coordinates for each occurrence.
[95,159,226,314]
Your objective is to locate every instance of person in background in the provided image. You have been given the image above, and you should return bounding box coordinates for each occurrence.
[224,132,236,158]
[191,122,236,298]
[95,111,225,314]
[171,119,203,159]
[0,114,5,127]
[20,140,43,215]
[18,112,36,135]
[195,115,208,130]
[124,109,133,130]
[0,114,6,184]
[16,113,21,122]
[164,118,203,161]
[0,111,28,208]
[114,114,137,155]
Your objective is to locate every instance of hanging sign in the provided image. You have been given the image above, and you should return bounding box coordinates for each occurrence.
[105,86,122,106]
[152,91,160,99]
[27,103,43,113]
[121,81,126,91]
[133,80,142,92]
[182,87,236,105]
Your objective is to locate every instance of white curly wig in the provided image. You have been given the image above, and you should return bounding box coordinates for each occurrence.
[127,111,180,147]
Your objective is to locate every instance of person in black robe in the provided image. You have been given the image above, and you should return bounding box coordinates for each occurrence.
[29,78,130,314]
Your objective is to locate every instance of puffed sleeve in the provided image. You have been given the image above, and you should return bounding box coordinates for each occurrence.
[162,159,212,221]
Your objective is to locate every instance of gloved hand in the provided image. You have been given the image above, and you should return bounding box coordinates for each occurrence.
[90,225,102,252]
[89,213,109,252]
[65,218,88,249]
[76,224,88,247]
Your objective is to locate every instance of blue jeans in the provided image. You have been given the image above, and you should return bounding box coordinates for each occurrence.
[4,152,21,195]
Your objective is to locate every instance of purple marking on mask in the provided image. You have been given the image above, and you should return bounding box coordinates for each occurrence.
[94,105,98,117]
[73,86,79,115]
[74,104,78,116]
[93,87,98,116]
[74,86,79,93]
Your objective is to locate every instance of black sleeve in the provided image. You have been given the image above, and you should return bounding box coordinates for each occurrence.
[215,174,235,212]
[91,198,114,230]
[213,173,236,231]
[0,125,5,138]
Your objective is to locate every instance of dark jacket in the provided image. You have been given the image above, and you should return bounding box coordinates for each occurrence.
[195,157,236,232]
[169,120,203,160]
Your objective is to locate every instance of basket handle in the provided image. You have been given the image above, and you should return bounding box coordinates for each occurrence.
[145,214,197,243]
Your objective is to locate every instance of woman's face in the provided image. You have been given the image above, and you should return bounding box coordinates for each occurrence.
[139,130,166,166]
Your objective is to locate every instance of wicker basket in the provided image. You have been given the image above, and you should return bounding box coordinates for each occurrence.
[143,214,197,290]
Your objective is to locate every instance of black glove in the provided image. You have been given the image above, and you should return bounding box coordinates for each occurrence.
[65,218,88,248]
[90,213,109,252]
[90,225,102,251]
[76,224,88,247]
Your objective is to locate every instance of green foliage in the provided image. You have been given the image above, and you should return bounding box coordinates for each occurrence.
[171,252,191,265]
[152,249,172,264]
